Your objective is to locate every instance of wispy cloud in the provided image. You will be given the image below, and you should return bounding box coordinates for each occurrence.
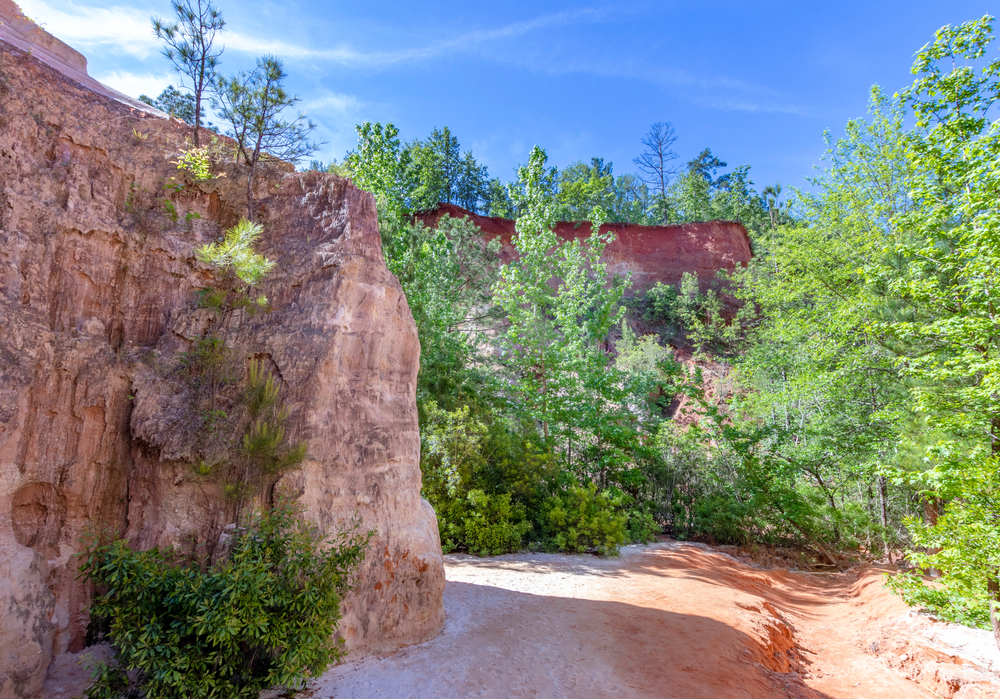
[18,0,813,118]
[300,91,363,114]
[17,0,160,58]
[94,70,176,100]
[19,0,612,68]
[222,7,612,67]
[697,97,815,117]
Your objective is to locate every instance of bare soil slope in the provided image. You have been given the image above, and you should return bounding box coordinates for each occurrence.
[312,541,1000,699]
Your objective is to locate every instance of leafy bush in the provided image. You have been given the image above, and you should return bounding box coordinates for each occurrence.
[625,507,660,544]
[885,456,1000,631]
[885,571,990,630]
[542,484,628,556]
[459,490,532,556]
[79,501,373,699]
[174,145,214,181]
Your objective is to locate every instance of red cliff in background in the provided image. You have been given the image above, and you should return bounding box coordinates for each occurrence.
[414,203,754,291]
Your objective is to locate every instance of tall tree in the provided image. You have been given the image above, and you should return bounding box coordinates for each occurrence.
[493,146,628,462]
[343,121,410,223]
[686,148,729,188]
[214,56,319,220]
[152,0,225,146]
[633,122,679,223]
[880,15,1000,648]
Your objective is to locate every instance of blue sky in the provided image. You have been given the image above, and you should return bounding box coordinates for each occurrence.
[18,0,996,193]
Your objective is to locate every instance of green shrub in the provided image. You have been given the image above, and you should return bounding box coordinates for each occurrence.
[626,507,660,544]
[645,282,682,326]
[460,490,532,556]
[691,493,752,545]
[542,484,628,556]
[884,570,990,630]
[78,500,373,699]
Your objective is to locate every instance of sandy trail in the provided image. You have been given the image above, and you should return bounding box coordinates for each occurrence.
[42,540,1000,698]
[309,541,1000,699]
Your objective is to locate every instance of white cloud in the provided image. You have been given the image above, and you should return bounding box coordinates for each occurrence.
[17,0,160,58]
[300,91,362,114]
[699,97,814,117]
[95,70,175,101]
[223,7,612,68]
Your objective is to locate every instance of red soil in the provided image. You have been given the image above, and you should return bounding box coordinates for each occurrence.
[414,203,754,292]
[313,541,999,699]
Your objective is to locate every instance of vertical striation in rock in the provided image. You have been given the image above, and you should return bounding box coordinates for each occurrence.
[0,8,443,698]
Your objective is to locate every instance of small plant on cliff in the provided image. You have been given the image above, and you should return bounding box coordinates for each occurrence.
[196,218,274,298]
[79,498,374,699]
[174,144,214,181]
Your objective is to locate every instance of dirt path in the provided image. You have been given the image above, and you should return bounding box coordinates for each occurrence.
[310,541,1000,699]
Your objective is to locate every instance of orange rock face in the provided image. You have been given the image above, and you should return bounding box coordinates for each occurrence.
[414,202,754,292]
[0,8,443,698]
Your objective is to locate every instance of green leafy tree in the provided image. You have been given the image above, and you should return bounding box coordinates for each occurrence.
[723,88,917,557]
[343,121,411,224]
[215,56,320,220]
[388,215,503,408]
[869,15,1000,647]
[494,146,639,490]
[139,85,199,124]
[555,157,614,220]
[152,0,225,146]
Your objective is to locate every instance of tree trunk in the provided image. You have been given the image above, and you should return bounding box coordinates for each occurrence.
[989,576,1000,653]
[878,474,890,559]
[246,166,255,221]
[923,496,942,578]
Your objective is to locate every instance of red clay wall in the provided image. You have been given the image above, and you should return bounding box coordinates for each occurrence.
[414,203,754,291]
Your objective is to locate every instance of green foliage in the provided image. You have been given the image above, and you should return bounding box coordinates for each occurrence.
[885,572,991,629]
[78,500,373,699]
[138,85,200,124]
[405,126,491,213]
[388,216,503,408]
[542,484,628,556]
[886,455,1000,630]
[493,146,628,448]
[553,158,655,224]
[458,490,533,556]
[196,219,275,287]
[174,145,213,180]
[343,122,410,224]
[420,401,533,555]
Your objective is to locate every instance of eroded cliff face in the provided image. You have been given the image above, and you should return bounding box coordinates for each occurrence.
[415,202,754,292]
[0,9,444,698]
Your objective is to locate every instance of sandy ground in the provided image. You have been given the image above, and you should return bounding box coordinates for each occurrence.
[309,541,1000,699]
[44,541,1000,699]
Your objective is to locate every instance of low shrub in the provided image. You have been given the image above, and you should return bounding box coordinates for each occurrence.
[460,490,532,556]
[78,500,373,699]
[542,483,628,556]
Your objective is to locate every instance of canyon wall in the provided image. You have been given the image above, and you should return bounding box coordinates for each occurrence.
[415,202,754,291]
[0,6,444,698]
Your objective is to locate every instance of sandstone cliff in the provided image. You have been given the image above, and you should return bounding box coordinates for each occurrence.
[0,6,444,698]
[415,202,754,292]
